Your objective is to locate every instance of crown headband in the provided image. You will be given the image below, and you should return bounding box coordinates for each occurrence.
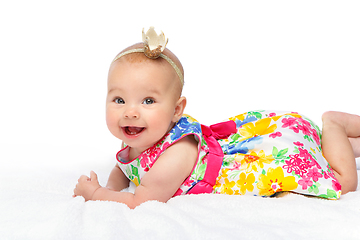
[112,27,184,86]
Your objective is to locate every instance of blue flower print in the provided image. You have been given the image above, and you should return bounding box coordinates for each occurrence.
[235,115,258,128]
[170,117,202,141]
[226,136,264,154]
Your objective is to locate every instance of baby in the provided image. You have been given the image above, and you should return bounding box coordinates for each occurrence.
[74,28,360,209]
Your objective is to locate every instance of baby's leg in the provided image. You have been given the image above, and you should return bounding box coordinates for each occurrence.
[349,137,360,158]
[322,111,360,194]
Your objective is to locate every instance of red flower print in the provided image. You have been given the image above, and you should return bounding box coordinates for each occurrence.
[307,167,322,182]
[183,178,195,187]
[290,126,300,133]
[326,165,337,180]
[269,132,282,138]
[311,128,321,145]
[298,148,317,167]
[141,141,170,170]
[293,141,304,147]
[139,155,149,169]
[283,150,315,177]
[323,170,330,179]
[230,161,241,171]
[298,124,312,136]
[298,176,313,190]
[283,154,308,177]
[332,179,341,192]
[281,117,297,128]
[269,113,276,117]
[298,118,312,128]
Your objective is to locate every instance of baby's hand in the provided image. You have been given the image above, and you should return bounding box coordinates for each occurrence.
[73,171,101,201]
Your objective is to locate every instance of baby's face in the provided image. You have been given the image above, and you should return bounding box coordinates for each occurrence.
[106,58,181,153]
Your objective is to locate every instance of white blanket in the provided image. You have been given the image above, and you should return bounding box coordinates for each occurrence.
[1,144,360,240]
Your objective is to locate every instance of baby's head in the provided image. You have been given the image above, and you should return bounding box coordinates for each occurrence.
[106,41,186,152]
[111,42,184,96]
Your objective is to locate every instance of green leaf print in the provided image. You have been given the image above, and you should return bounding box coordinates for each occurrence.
[309,151,317,161]
[278,148,288,157]
[222,156,234,167]
[293,146,300,154]
[131,165,139,179]
[195,164,206,179]
[230,170,241,180]
[272,146,279,157]
[272,147,289,165]
[305,117,321,133]
[304,134,314,143]
[318,189,338,199]
[248,111,263,120]
[308,182,320,194]
[126,167,134,180]
[230,133,240,143]
[272,146,288,158]
[274,159,285,165]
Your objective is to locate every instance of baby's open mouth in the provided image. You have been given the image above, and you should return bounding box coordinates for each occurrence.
[123,126,145,136]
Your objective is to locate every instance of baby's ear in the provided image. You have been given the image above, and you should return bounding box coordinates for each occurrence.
[173,96,187,122]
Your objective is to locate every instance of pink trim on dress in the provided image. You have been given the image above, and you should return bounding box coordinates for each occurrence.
[187,121,237,194]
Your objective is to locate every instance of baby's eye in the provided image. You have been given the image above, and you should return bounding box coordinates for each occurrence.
[114,98,125,104]
[142,98,155,105]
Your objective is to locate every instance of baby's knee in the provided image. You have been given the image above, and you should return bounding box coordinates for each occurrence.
[339,175,358,194]
[322,111,345,126]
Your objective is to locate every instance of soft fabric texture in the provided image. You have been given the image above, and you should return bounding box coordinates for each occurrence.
[214,110,341,199]
[1,142,360,240]
[117,111,341,199]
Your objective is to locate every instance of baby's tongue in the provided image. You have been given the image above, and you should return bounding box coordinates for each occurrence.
[127,127,144,135]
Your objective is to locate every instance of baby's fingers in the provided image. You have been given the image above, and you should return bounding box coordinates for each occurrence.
[78,175,90,182]
[73,185,79,197]
[90,171,98,182]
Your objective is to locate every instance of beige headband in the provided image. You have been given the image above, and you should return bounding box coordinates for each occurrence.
[112,27,184,86]
[112,48,184,86]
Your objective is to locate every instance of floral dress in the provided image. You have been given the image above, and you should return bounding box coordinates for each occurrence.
[116,110,341,200]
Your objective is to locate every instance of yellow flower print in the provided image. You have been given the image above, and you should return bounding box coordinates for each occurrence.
[270,115,282,122]
[238,118,277,141]
[220,178,236,195]
[182,114,198,123]
[235,150,274,173]
[214,169,230,190]
[285,112,302,119]
[236,172,255,195]
[257,166,298,196]
[220,168,229,178]
[310,147,316,154]
[213,181,222,190]
[229,113,245,122]
[131,177,140,187]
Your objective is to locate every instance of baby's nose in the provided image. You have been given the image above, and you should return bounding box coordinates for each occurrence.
[124,106,139,119]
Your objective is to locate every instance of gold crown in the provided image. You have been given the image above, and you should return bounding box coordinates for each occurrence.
[112,27,183,85]
[142,27,168,59]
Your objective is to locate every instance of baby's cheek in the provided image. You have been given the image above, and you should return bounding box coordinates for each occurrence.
[105,113,120,134]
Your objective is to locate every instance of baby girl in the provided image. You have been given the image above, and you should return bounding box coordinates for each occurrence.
[74,27,360,209]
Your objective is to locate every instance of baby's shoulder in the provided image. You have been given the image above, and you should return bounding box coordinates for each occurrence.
[160,134,199,167]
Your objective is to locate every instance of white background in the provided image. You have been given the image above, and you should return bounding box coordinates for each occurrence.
[1,0,359,157]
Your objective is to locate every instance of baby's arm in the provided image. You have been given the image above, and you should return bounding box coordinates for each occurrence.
[89,136,198,208]
[105,141,131,191]
[106,164,130,191]
[73,163,130,200]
